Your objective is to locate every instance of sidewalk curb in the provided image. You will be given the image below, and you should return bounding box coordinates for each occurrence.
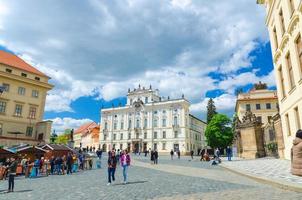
[220,164,302,193]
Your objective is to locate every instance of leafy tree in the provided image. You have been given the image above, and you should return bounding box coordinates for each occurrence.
[205,114,234,148]
[55,134,69,145]
[207,98,217,123]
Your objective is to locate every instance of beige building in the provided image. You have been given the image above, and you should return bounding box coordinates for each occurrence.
[235,84,279,126]
[0,50,53,147]
[74,122,100,149]
[100,86,207,155]
[257,0,302,159]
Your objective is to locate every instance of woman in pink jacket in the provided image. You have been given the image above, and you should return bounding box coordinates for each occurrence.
[120,150,131,184]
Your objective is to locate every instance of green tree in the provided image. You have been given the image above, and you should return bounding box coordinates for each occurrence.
[207,98,217,123]
[205,114,234,148]
[56,134,69,144]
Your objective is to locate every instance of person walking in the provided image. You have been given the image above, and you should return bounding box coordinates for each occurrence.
[7,157,18,192]
[170,150,174,160]
[120,150,131,184]
[20,157,27,175]
[190,150,194,160]
[291,129,302,176]
[226,146,232,161]
[66,152,73,175]
[107,151,117,185]
[177,150,180,159]
[150,150,154,164]
[50,156,55,175]
[154,150,158,165]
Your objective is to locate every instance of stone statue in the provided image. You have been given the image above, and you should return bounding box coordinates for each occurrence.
[254,81,267,90]
[239,111,259,127]
[70,129,74,142]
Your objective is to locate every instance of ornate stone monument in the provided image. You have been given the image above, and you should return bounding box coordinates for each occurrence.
[67,129,75,148]
[235,111,265,159]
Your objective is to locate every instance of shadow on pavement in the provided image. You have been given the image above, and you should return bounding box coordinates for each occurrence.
[0,189,32,194]
[113,180,148,186]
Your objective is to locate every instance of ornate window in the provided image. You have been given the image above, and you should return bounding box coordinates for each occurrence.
[14,104,22,117]
[286,53,295,89]
[26,126,33,137]
[153,118,158,127]
[32,90,39,98]
[29,107,37,119]
[173,116,178,126]
[162,131,166,139]
[18,87,25,95]
[136,119,140,128]
[0,101,6,113]
[279,66,286,98]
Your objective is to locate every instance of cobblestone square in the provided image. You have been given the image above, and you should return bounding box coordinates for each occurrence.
[0,156,301,200]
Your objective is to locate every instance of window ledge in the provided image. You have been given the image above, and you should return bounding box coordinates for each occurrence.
[288,86,296,95]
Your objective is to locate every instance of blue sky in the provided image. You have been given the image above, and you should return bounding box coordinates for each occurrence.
[0,0,275,132]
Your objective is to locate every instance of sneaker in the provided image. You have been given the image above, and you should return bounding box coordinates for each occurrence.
[107,183,111,186]
[123,181,127,184]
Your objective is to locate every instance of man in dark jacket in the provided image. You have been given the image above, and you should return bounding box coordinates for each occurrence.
[66,153,73,175]
[190,150,194,160]
[107,151,117,185]
[50,156,55,175]
[154,150,159,165]
[7,157,18,192]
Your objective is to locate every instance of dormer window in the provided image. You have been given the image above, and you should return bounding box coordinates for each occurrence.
[5,68,12,73]
[35,77,40,81]
[21,73,27,77]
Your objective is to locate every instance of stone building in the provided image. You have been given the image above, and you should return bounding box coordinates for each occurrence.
[257,0,302,159]
[235,82,278,126]
[100,86,207,154]
[235,83,285,158]
[0,50,53,147]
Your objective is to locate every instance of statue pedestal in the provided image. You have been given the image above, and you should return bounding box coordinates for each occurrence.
[68,141,74,149]
[239,124,265,159]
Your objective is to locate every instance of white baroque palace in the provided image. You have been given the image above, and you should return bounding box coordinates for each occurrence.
[100,86,207,154]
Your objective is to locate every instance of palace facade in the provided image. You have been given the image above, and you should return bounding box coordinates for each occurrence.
[100,86,207,154]
[0,50,53,147]
[257,0,302,159]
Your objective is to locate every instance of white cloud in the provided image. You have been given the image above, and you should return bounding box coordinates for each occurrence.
[49,117,94,134]
[218,70,276,94]
[0,0,272,115]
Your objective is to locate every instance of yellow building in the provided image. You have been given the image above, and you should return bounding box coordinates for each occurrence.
[257,0,302,159]
[0,50,53,147]
[235,84,279,126]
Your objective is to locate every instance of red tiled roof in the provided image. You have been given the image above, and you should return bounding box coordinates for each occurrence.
[0,50,48,77]
[74,122,98,135]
